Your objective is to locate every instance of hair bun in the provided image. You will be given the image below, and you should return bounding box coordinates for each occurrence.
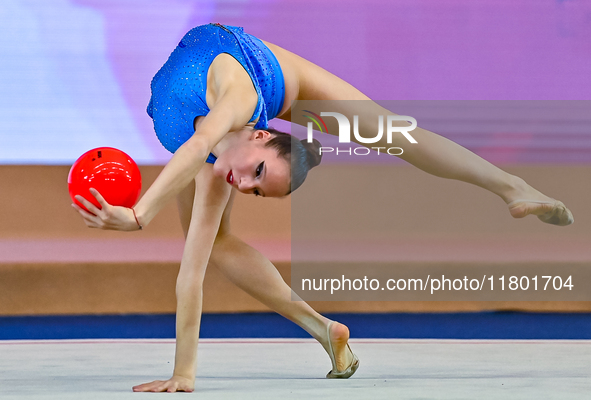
[300,138,322,169]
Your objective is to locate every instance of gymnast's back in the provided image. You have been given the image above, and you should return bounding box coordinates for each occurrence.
[146,23,285,155]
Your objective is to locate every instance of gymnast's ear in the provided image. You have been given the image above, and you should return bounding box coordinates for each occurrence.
[251,129,272,140]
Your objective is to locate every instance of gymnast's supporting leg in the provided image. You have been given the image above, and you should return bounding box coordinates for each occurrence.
[210,233,355,368]
[176,177,354,372]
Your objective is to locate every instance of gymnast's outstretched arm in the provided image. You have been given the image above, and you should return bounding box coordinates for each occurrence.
[71,85,256,231]
[133,86,256,227]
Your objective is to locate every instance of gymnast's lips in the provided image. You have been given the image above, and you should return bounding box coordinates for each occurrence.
[226,170,233,185]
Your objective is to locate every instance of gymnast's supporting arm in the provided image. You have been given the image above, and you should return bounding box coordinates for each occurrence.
[172,173,232,383]
[133,169,232,393]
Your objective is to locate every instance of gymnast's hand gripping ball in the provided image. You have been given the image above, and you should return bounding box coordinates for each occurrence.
[68,147,142,212]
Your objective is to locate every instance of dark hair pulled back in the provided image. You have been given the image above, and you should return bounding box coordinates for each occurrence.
[262,127,322,194]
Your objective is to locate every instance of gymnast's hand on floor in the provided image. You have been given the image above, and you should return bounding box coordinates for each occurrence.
[132,376,195,393]
[71,188,141,231]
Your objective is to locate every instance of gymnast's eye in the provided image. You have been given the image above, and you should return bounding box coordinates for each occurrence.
[256,161,264,178]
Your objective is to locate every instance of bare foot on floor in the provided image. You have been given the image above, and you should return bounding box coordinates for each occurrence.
[326,321,358,377]
[505,177,574,226]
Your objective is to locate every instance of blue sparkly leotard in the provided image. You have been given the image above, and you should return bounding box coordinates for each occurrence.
[147,23,286,164]
[205,152,217,164]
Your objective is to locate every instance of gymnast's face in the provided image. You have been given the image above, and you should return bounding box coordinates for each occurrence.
[213,130,291,197]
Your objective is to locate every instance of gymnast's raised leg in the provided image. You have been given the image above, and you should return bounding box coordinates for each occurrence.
[265,40,573,226]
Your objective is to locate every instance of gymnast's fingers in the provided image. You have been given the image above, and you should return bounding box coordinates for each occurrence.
[132,380,165,392]
[74,194,103,217]
[89,188,111,210]
[166,381,179,393]
[71,203,99,228]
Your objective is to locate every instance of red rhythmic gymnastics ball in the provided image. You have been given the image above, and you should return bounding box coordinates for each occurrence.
[68,147,142,212]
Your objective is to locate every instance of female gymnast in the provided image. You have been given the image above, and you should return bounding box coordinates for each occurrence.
[71,23,574,393]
